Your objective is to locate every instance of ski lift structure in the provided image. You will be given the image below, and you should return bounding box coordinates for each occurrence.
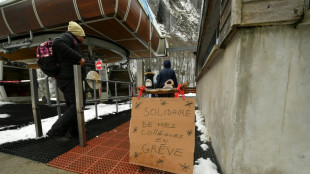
[0,0,168,102]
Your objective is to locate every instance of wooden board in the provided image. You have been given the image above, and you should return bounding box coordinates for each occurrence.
[241,0,304,25]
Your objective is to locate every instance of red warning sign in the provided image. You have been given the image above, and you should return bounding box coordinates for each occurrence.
[95,61,103,70]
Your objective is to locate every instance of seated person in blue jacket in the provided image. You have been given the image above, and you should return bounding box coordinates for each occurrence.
[156,60,178,97]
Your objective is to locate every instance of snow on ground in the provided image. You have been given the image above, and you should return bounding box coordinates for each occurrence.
[0,102,131,145]
[201,143,209,151]
[195,110,211,142]
[194,158,219,174]
[0,95,219,174]
[83,103,131,122]
[185,93,196,97]
[0,125,15,131]
[0,101,15,106]
[193,109,219,174]
[0,114,10,118]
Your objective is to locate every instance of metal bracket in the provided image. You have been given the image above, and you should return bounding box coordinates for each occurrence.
[0,55,10,63]
[2,31,33,54]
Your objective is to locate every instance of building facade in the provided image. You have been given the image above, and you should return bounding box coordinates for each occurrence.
[196,0,310,173]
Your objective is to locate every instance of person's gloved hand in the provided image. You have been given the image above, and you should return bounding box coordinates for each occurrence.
[79,58,85,66]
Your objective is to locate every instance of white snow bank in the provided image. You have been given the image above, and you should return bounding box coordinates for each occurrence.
[194,158,219,174]
[0,101,15,106]
[185,93,196,97]
[193,110,219,174]
[0,114,10,118]
[195,110,211,142]
[201,143,209,151]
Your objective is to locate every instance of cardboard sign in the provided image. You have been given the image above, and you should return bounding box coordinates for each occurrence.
[129,97,195,174]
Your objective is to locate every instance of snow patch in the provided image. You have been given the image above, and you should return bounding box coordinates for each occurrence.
[0,114,10,118]
[185,93,196,97]
[158,23,169,37]
[201,143,209,151]
[0,103,131,145]
[195,110,211,142]
[194,158,219,174]
[0,101,15,106]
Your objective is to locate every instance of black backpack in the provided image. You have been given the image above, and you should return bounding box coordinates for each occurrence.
[36,39,59,77]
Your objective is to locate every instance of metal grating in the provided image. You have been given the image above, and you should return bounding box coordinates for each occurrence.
[47,122,176,174]
[84,158,118,174]
[85,145,112,158]
[65,155,100,173]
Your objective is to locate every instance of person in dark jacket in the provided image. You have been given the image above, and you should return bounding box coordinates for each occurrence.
[47,21,86,138]
[156,60,178,88]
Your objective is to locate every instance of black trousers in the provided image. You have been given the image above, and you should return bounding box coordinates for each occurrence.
[47,79,85,137]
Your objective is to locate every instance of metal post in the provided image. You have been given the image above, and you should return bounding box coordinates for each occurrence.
[29,69,42,137]
[129,83,131,109]
[0,61,7,101]
[137,61,144,87]
[55,80,61,118]
[115,82,118,113]
[128,83,131,98]
[107,81,109,96]
[133,82,136,96]
[74,65,86,147]
[45,76,51,106]
[149,15,151,68]
[93,81,98,119]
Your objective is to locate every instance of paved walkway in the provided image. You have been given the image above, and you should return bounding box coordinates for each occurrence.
[0,152,75,174]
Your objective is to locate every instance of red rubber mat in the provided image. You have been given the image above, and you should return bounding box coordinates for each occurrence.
[47,121,174,174]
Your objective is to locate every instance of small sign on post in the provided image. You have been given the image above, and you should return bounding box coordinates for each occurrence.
[129,97,196,174]
[95,60,103,71]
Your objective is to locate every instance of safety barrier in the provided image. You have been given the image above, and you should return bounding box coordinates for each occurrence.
[85,78,133,119]
[30,65,134,147]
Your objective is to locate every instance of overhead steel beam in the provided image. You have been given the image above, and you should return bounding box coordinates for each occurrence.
[0,33,129,62]
[166,46,197,52]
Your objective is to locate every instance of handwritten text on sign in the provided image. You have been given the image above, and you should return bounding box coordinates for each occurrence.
[129,97,195,174]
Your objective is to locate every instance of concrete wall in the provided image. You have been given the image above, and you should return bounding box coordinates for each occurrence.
[196,24,310,174]
[197,34,241,173]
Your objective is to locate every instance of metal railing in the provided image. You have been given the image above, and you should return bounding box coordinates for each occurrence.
[43,76,133,119]
[30,65,134,147]
[85,78,133,119]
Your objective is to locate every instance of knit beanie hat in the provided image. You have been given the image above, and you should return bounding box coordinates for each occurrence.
[68,21,85,37]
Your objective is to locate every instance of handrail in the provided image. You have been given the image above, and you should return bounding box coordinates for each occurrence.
[86,78,133,119]
[86,78,132,84]
[44,78,132,105]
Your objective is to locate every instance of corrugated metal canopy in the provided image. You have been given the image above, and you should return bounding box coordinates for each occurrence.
[0,0,167,64]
